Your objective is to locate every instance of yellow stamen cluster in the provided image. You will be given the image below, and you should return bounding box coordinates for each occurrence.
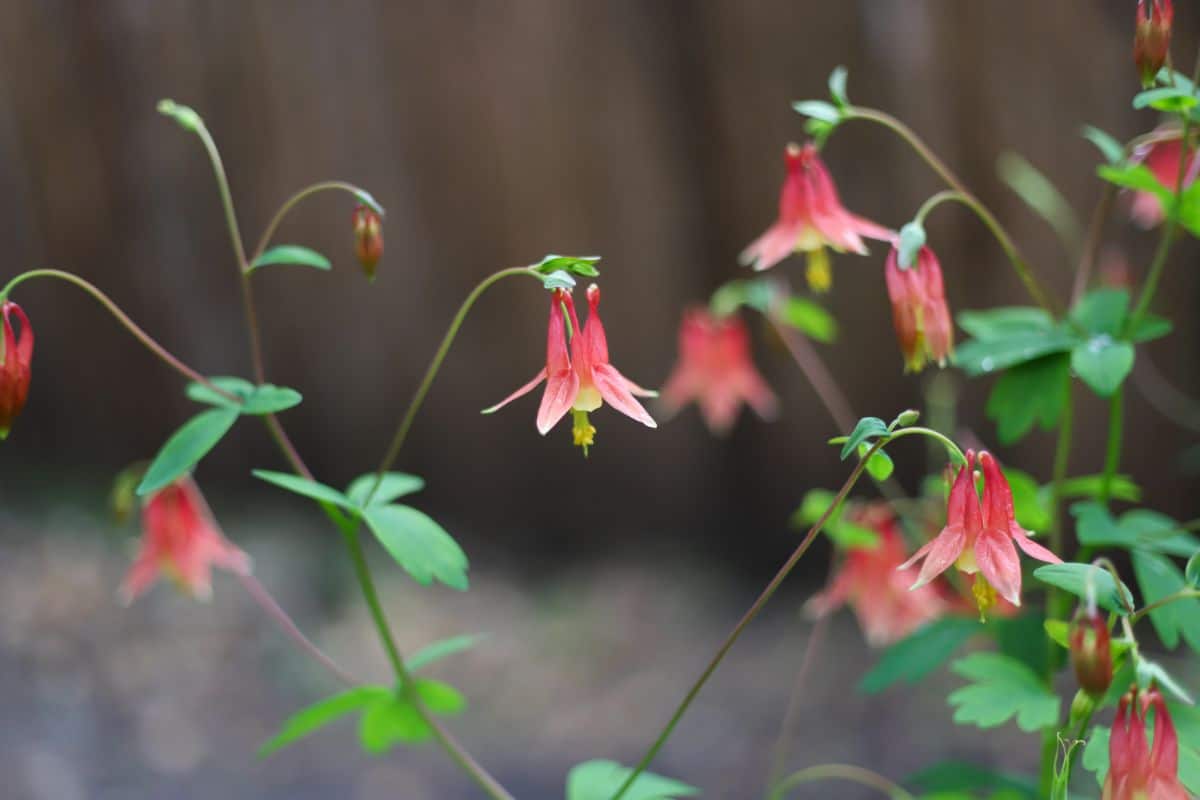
[572,409,596,456]
[805,247,832,293]
[973,576,998,622]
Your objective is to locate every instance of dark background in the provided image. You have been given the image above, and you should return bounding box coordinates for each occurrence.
[0,2,1197,798]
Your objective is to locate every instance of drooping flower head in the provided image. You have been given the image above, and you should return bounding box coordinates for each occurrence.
[352,204,384,280]
[1134,0,1174,87]
[884,245,954,373]
[659,308,777,435]
[739,142,891,292]
[1128,128,1199,228]
[806,504,951,646]
[1104,687,1189,800]
[1071,606,1114,698]
[0,301,34,440]
[119,476,252,604]
[484,285,656,452]
[899,450,1061,610]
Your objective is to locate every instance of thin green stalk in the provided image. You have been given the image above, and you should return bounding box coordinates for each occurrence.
[1131,588,1200,623]
[1039,727,1058,796]
[608,443,882,800]
[1071,182,1116,305]
[843,106,1059,315]
[252,180,376,262]
[767,764,915,800]
[1098,387,1124,507]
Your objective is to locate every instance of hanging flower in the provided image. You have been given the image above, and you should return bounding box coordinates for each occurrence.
[806,504,951,646]
[1104,687,1189,800]
[1134,0,1174,88]
[658,308,777,434]
[1128,128,1199,229]
[1070,607,1113,698]
[484,285,656,452]
[119,477,252,604]
[739,142,891,292]
[352,204,384,280]
[899,450,1061,609]
[884,245,954,373]
[0,301,33,440]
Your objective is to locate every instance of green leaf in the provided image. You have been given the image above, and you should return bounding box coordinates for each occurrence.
[241,385,303,415]
[997,151,1082,251]
[905,761,1039,798]
[991,611,1049,677]
[897,221,926,269]
[1133,86,1199,111]
[1081,125,1125,165]
[1003,469,1052,532]
[1132,550,1200,652]
[984,355,1070,444]
[137,407,240,495]
[353,188,385,216]
[947,652,1061,732]
[777,296,837,343]
[345,472,425,507]
[186,376,255,408]
[1138,659,1195,705]
[362,504,469,590]
[957,307,1055,340]
[861,444,895,481]
[1097,163,1172,205]
[1122,509,1200,557]
[955,329,1076,376]
[1043,619,1070,649]
[1056,475,1142,505]
[541,270,577,292]
[259,686,390,757]
[408,633,487,672]
[565,760,699,800]
[859,617,981,694]
[1033,562,1135,615]
[1130,312,1173,342]
[1071,336,1134,397]
[828,65,849,107]
[1070,289,1130,336]
[359,694,432,752]
[792,99,841,123]
[532,254,601,278]
[1072,501,1137,548]
[839,416,888,460]
[413,678,467,715]
[250,244,332,272]
[1187,552,1200,586]
[790,489,878,548]
[186,376,303,415]
[252,470,357,511]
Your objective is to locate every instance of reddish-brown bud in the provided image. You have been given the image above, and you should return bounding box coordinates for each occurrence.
[1135,0,1173,87]
[352,204,383,280]
[0,301,34,440]
[1069,609,1113,697]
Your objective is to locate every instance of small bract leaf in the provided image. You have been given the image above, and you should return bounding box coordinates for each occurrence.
[187,377,303,415]
[250,245,332,272]
[839,416,888,460]
[778,296,837,343]
[252,470,357,511]
[345,472,425,507]
[1034,562,1135,615]
[947,652,1061,732]
[259,686,390,757]
[859,617,981,694]
[240,385,303,415]
[792,99,841,123]
[362,504,469,590]
[565,760,699,800]
[1097,163,1172,205]
[408,633,488,672]
[1081,125,1125,165]
[137,408,240,496]
[860,443,894,481]
[1071,337,1134,397]
[828,65,849,107]
[532,254,602,278]
[1133,86,1199,111]
[541,270,576,292]
[354,189,386,216]
[897,222,925,269]
[413,679,467,715]
[358,694,432,753]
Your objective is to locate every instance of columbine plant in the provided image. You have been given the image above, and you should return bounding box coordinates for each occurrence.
[4,4,1200,799]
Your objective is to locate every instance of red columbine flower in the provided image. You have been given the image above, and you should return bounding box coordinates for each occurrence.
[0,301,33,440]
[1105,688,1189,800]
[884,245,954,373]
[899,450,1061,609]
[352,204,384,280]
[119,477,252,604]
[740,142,891,292]
[485,285,656,451]
[807,504,951,646]
[1128,128,1200,228]
[1135,0,1173,88]
[659,308,777,435]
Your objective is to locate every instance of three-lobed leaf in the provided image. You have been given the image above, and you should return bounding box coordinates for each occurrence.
[137,407,240,495]
[947,652,1061,732]
[565,760,699,800]
[984,355,1069,444]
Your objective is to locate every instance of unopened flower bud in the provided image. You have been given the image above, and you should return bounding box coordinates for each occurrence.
[1134,0,1173,88]
[352,204,383,281]
[1070,609,1113,697]
[0,301,34,440]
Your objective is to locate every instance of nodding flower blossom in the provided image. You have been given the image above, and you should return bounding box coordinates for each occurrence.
[884,245,954,373]
[899,450,1061,610]
[1128,128,1199,229]
[1104,687,1189,800]
[484,285,656,452]
[1134,0,1174,87]
[739,142,891,292]
[0,301,33,440]
[806,504,951,646]
[658,308,777,435]
[119,477,252,604]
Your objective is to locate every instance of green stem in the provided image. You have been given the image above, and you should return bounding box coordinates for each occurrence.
[767,764,915,800]
[252,180,377,262]
[364,265,543,503]
[1071,182,1116,305]
[844,106,1059,315]
[913,189,968,227]
[1131,588,1200,623]
[1039,728,1058,796]
[886,426,966,465]
[608,443,881,800]
[0,269,238,402]
[1098,388,1124,507]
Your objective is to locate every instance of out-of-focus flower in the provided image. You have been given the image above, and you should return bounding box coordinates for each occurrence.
[119,477,252,604]
[1070,607,1113,697]
[352,204,384,280]
[739,142,891,292]
[807,504,951,646]
[659,308,777,434]
[1104,687,1189,800]
[1098,246,1133,289]
[900,450,1061,609]
[884,245,954,373]
[0,301,33,440]
[484,285,655,451]
[1134,0,1174,88]
[1128,129,1199,228]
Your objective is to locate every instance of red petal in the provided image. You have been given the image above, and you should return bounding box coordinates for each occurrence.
[591,363,656,428]
[481,368,547,415]
[975,527,1022,606]
[1012,528,1062,564]
[908,525,967,589]
[536,368,580,435]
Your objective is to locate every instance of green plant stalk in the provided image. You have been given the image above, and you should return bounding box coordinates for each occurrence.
[767,763,915,800]
[609,441,884,800]
[251,180,376,262]
[1130,588,1200,622]
[1098,387,1124,507]
[843,106,1059,315]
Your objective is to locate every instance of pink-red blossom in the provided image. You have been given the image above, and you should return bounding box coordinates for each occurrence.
[884,245,954,373]
[1128,129,1199,229]
[659,309,777,434]
[0,301,33,440]
[1104,688,1189,800]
